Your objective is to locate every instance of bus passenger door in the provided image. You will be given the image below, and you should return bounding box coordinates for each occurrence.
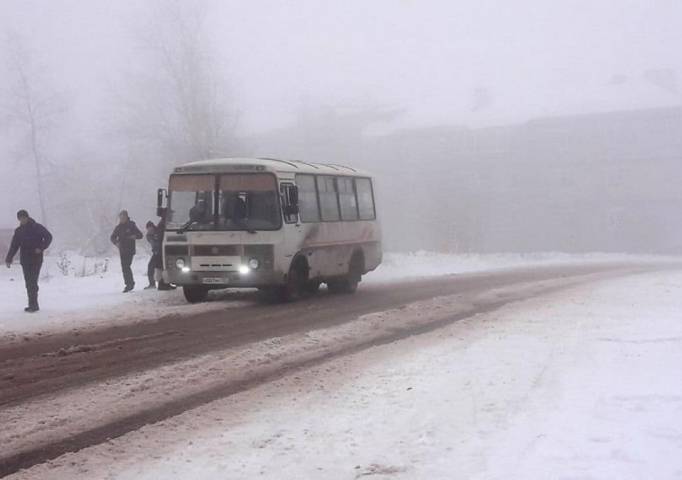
[280,183,305,273]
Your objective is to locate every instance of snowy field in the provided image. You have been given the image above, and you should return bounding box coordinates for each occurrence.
[0,251,670,336]
[8,267,682,479]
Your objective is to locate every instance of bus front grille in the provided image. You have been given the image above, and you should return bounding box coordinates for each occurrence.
[165,245,189,255]
[193,245,240,256]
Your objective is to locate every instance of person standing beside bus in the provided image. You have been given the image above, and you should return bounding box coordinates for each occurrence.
[5,209,53,312]
[110,210,143,293]
[144,218,173,290]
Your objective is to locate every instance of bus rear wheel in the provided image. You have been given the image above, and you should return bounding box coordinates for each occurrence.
[327,277,358,294]
[183,286,209,303]
[327,252,363,294]
[304,280,321,294]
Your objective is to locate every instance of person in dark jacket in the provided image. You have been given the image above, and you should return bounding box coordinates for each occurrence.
[110,210,143,292]
[5,210,53,312]
[144,219,173,290]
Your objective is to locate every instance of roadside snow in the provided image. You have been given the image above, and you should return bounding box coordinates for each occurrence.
[8,269,682,479]
[368,251,664,283]
[0,251,669,336]
[1,272,587,457]
[0,254,250,337]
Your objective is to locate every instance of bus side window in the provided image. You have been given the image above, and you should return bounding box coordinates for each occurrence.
[338,177,358,221]
[355,178,376,220]
[317,175,340,222]
[295,174,320,223]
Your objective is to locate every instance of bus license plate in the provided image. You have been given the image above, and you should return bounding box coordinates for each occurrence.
[202,277,225,285]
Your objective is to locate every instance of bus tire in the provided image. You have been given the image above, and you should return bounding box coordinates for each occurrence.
[183,286,209,303]
[327,252,363,294]
[327,278,356,294]
[280,257,309,302]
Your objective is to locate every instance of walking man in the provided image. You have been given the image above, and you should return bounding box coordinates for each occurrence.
[145,219,172,290]
[5,210,53,312]
[110,210,143,293]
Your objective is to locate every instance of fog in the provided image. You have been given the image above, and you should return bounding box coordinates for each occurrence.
[1,0,681,253]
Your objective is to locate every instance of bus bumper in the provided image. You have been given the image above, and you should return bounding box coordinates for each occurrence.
[165,269,284,288]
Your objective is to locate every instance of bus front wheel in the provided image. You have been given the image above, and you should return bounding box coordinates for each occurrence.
[183,286,209,303]
[279,258,309,302]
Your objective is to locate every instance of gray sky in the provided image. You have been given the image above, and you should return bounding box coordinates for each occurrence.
[2,0,682,132]
[2,0,682,246]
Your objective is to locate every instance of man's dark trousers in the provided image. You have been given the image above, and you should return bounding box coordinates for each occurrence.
[147,253,162,286]
[120,251,135,288]
[22,261,42,309]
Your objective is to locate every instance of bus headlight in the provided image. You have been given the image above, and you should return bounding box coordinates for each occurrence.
[248,258,260,270]
[176,258,190,272]
[238,265,250,275]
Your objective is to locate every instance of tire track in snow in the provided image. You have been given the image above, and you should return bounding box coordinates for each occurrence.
[0,263,638,408]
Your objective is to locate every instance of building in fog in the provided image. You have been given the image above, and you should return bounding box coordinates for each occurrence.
[246,105,682,254]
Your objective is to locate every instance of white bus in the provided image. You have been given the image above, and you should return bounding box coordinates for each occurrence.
[157,157,382,303]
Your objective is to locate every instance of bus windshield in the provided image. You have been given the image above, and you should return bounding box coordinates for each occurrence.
[218,174,280,231]
[167,174,216,231]
[167,173,281,231]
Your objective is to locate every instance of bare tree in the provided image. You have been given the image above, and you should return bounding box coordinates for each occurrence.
[0,32,64,226]
[102,0,238,227]
[121,0,237,167]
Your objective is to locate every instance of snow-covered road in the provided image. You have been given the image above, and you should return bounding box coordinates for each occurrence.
[2,261,681,479]
[0,252,668,337]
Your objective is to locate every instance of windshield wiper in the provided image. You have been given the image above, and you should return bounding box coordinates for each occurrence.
[177,220,197,234]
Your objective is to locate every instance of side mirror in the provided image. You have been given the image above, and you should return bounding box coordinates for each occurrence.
[156,188,168,218]
[283,185,299,216]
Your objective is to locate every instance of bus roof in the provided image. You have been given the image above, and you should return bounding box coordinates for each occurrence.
[172,157,372,177]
